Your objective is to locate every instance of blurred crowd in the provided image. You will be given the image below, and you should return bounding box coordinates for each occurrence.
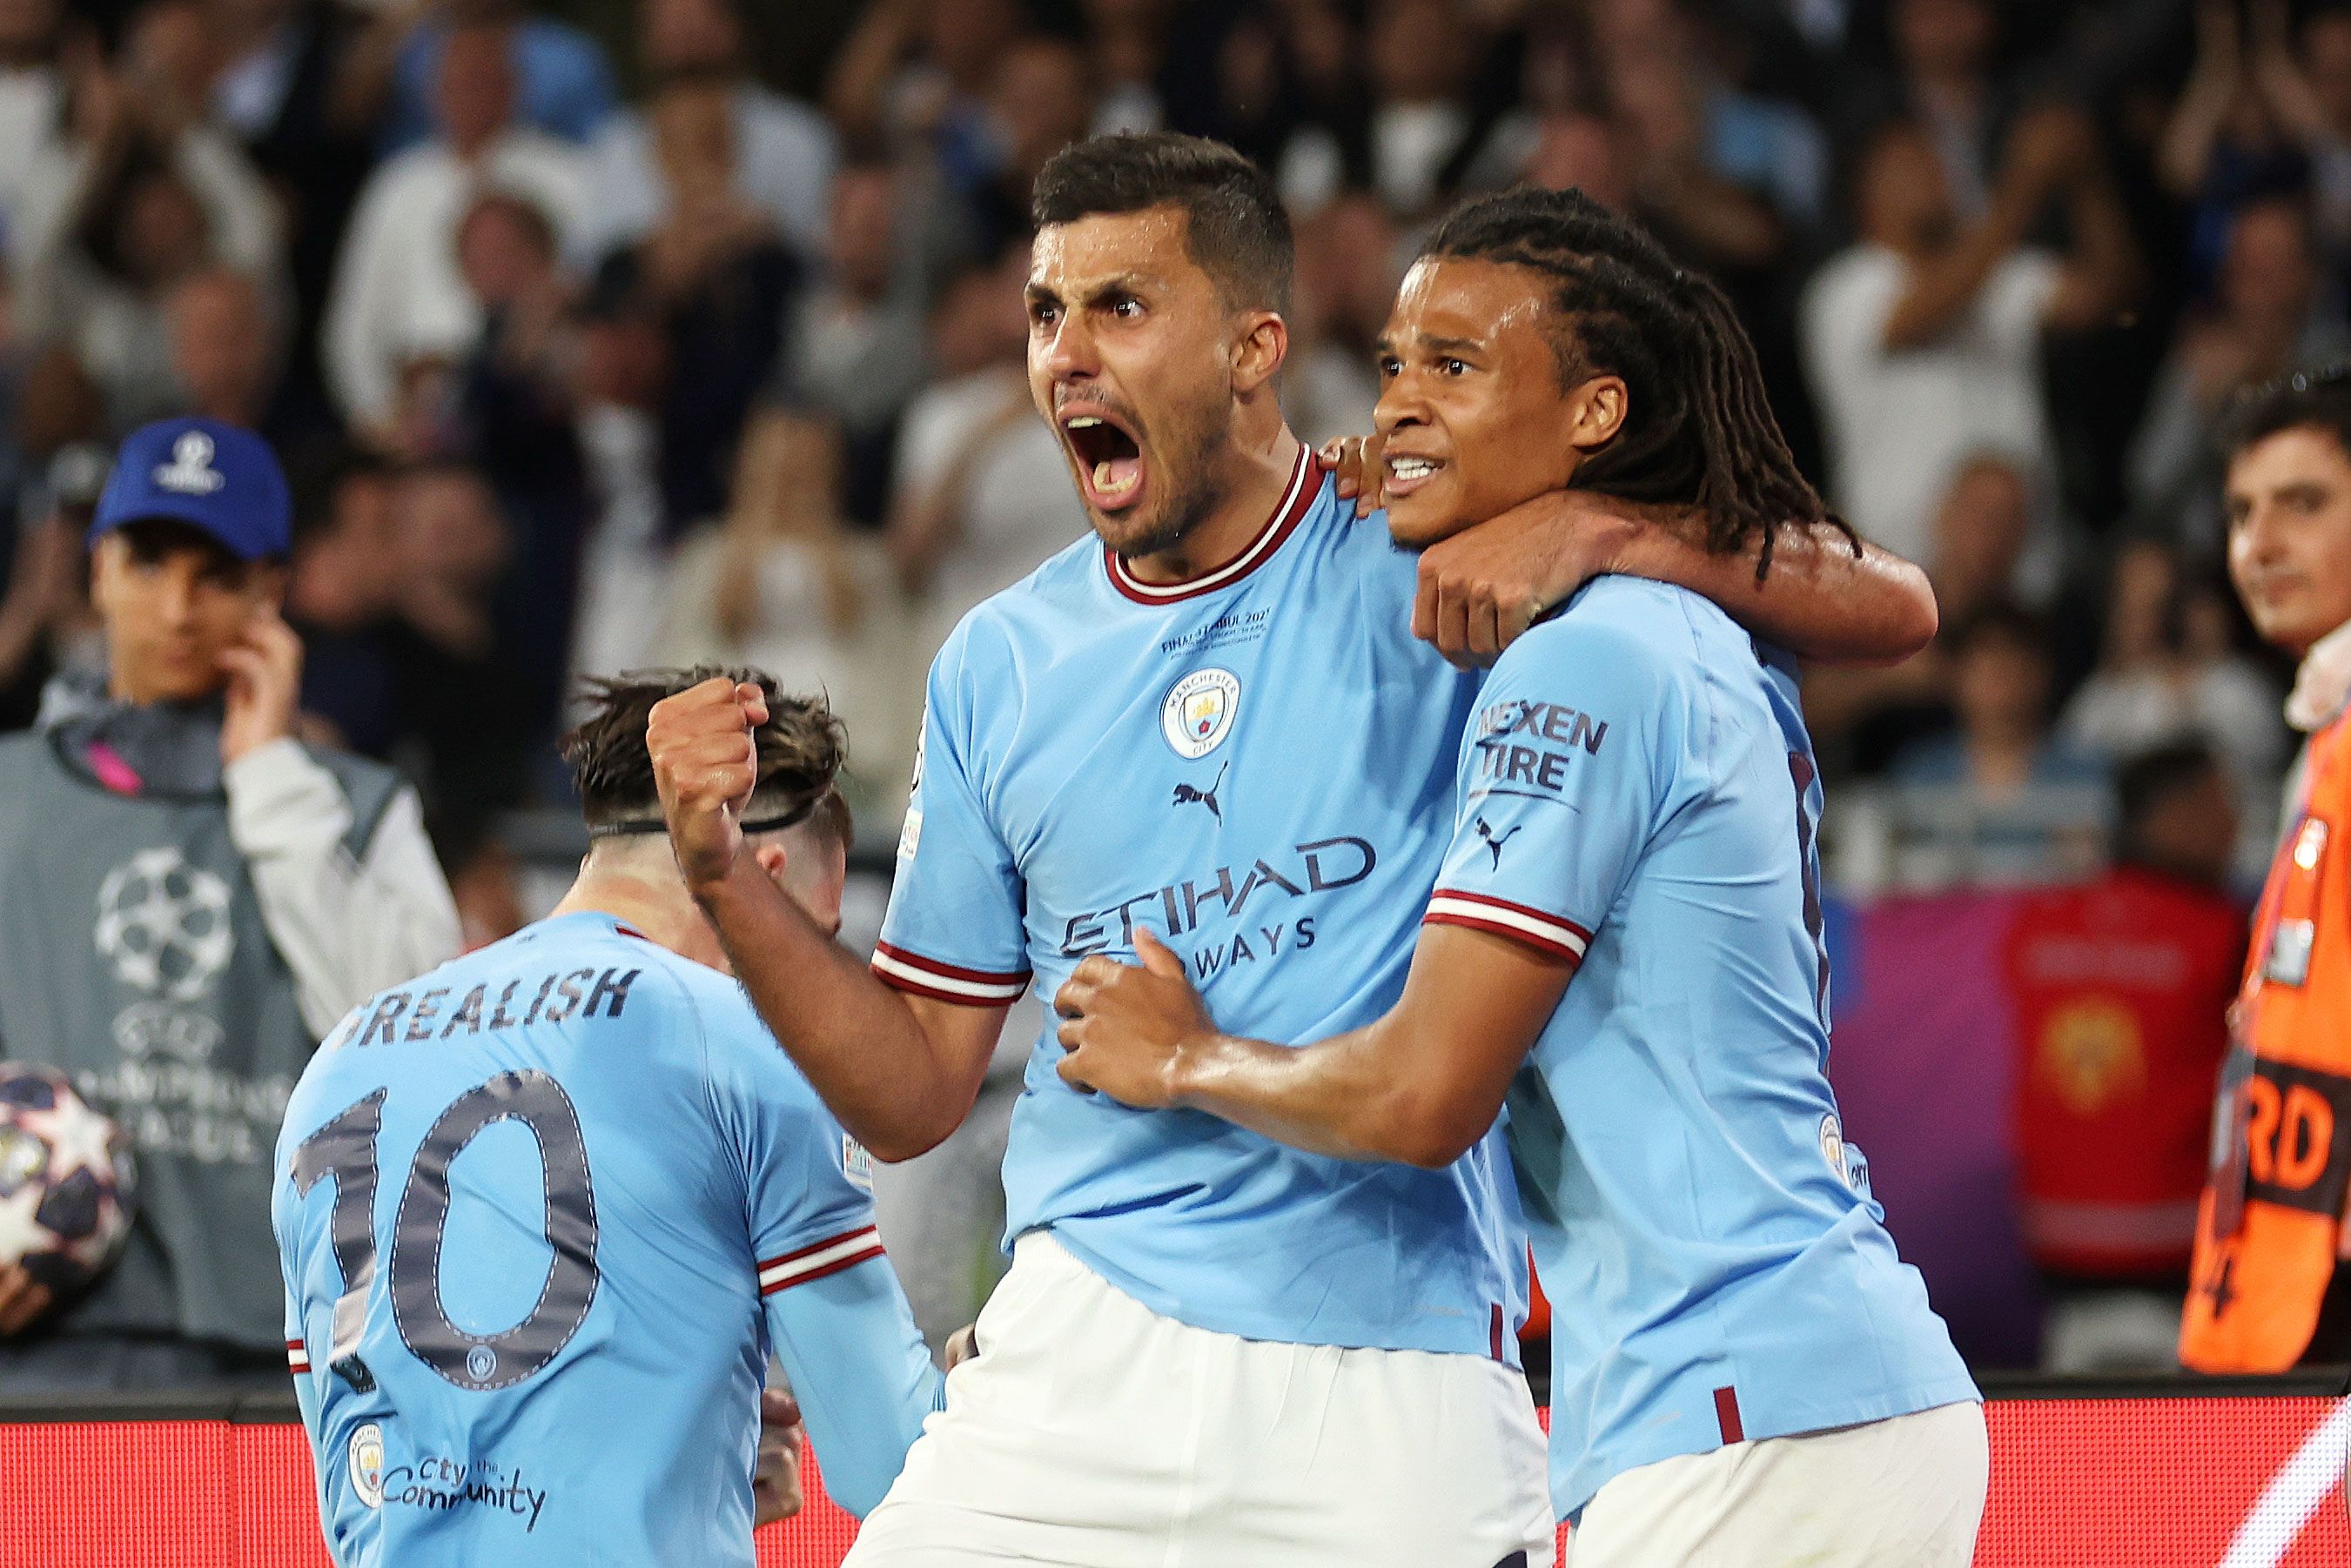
[0,0,2340,1382]
[0,0,2330,936]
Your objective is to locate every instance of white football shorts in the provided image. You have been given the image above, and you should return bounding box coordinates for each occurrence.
[844,1230,1555,1568]
[1568,1398,1988,1568]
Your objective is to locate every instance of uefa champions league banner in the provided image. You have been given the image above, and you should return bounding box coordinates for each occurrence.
[3,1393,2351,1565]
[1824,888,2048,1367]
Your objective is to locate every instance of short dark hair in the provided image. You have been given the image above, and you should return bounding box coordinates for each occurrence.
[1031,133,1293,317]
[2222,363,2351,470]
[561,667,846,836]
[2116,740,2223,845]
[1421,185,1839,576]
[287,439,390,546]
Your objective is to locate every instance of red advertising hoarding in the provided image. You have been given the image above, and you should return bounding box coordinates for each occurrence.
[4,1390,2350,1567]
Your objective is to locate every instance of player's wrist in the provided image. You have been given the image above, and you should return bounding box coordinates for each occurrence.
[1164,1029,1238,1110]
[685,846,762,913]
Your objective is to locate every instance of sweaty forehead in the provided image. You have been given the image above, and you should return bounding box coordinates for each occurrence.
[1386,257,1555,347]
[1030,206,1202,296]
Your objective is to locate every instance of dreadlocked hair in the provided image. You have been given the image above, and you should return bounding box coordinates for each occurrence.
[1421,186,1851,580]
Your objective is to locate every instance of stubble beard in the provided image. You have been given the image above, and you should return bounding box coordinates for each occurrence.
[1095,404,1232,565]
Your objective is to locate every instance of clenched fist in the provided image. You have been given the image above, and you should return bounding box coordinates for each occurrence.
[648,677,767,891]
[752,1387,806,1526]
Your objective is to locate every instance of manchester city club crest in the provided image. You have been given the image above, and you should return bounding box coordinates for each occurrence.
[349,1422,386,1508]
[1160,668,1240,760]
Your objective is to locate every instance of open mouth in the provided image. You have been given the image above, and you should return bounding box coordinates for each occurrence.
[1062,409,1148,513]
[1384,451,1447,499]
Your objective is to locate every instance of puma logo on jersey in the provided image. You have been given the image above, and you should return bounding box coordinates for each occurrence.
[1172,762,1227,822]
[1474,817,1520,870]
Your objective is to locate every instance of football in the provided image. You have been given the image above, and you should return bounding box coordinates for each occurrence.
[0,1064,138,1295]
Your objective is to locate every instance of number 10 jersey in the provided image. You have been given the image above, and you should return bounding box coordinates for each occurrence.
[272,911,942,1565]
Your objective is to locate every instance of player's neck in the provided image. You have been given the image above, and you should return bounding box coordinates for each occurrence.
[1123,423,1304,586]
[552,871,729,973]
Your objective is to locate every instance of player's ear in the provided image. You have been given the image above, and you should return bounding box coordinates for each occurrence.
[1564,374,1629,453]
[1231,311,1287,396]
[751,841,789,884]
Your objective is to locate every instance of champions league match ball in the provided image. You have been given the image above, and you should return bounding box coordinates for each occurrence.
[0,1064,137,1294]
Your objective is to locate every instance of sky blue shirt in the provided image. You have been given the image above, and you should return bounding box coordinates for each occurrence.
[273,913,941,1566]
[875,451,1527,1361]
[383,21,616,153]
[1424,578,1978,1519]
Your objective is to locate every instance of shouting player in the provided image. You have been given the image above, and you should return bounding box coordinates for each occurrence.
[1057,187,1985,1565]
[648,134,1936,1566]
[273,671,941,1565]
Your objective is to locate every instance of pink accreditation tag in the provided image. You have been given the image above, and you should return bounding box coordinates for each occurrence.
[84,740,143,796]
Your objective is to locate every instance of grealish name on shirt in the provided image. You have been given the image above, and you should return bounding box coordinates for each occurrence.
[334,968,642,1049]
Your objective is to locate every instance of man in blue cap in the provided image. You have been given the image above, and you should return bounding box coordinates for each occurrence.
[0,418,460,1390]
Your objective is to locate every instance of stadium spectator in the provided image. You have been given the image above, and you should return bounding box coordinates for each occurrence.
[1804,453,2033,777]
[1279,0,1481,220]
[451,190,591,746]
[163,266,284,435]
[16,6,285,435]
[822,0,1024,156]
[592,73,795,533]
[581,0,840,269]
[322,22,588,439]
[2285,2,2351,258]
[2009,740,2245,1373]
[645,414,918,827]
[204,0,378,430]
[884,245,1085,658]
[1084,0,1174,137]
[281,441,401,759]
[565,290,673,693]
[943,33,1098,263]
[353,0,615,155]
[2129,197,2348,553]
[0,470,85,731]
[1517,109,1635,209]
[1284,191,1398,449]
[0,418,457,1385]
[2059,539,2287,799]
[2158,0,2321,288]
[1600,15,1800,275]
[0,0,69,258]
[1802,106,2135,569]
[764,157,931,530]
[1841,0,2015,214]
[1893,601,2110,878]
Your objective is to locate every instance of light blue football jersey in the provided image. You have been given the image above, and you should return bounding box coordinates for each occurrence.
[1423,577,1978,1519]
[272,912,943,1566]
[875,449,1528,1359]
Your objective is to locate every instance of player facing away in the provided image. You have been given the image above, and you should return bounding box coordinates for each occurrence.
[1057,187,1986,1568]
[272,671,942,1567]
[648,136,1938,1568]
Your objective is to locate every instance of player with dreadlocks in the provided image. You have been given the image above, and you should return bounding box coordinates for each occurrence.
[1057,184,1986,1567]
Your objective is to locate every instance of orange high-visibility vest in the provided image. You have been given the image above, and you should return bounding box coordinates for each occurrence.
[2182,712,2351,1371]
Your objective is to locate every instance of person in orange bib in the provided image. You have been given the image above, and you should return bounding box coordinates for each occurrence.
[2184,365,2351,1371]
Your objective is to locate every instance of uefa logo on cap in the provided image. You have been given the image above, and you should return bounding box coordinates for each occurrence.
[152,432,225,497]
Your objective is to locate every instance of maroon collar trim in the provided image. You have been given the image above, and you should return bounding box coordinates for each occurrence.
[1104,446,1320,606]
